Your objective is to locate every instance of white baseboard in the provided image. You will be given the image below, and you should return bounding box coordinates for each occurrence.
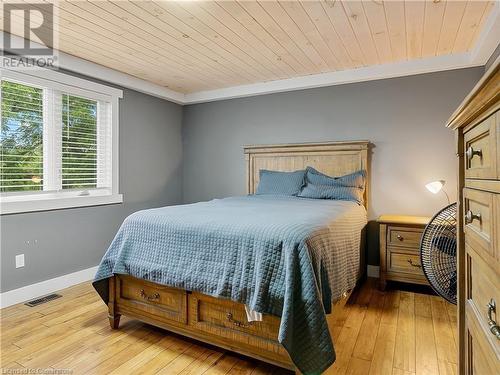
[367,265,380,278]
[0,266,98,309]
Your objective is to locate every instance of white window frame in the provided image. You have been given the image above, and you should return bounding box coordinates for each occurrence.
[0,68,123,214]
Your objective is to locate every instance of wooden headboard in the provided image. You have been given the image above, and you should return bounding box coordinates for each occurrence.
[244,141,370,208]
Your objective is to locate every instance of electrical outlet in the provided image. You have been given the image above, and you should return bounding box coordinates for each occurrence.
[15,254,25,268]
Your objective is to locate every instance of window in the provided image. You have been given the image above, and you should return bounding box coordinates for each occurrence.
[1,69,122,214]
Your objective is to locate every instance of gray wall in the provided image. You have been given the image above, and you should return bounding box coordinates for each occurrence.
[1,87,183,292]
[182,67,483,265]
[0,67,484,291]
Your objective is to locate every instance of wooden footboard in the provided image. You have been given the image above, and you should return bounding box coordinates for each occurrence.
[108,274,354,372]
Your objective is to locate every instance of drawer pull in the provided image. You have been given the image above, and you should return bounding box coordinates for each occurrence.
[465,210,481,224]
[407,259,422,268]
[396,234,404,241]
[465,146,482,161]
[487,299,500,340]
[226,312,253,328]
[140,289,160,302]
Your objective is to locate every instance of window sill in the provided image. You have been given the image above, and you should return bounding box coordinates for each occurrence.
[0,194,123,215]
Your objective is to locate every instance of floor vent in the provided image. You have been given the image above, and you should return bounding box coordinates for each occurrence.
[25,293,62,307]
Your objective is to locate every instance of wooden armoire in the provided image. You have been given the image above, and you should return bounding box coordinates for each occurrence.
[447,57,499,374]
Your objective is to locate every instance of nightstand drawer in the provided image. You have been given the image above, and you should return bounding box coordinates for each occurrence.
[387,248,423,275]
[378,215,429,290]
[387,226,423,249]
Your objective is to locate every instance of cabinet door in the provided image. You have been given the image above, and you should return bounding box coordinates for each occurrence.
[466,304,500,375]
[464,193,500,375]
[463,188,496,268]
[465,247,500,356]
[464,113,497,180]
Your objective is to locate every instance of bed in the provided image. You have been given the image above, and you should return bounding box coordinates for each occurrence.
[93,140,370,374]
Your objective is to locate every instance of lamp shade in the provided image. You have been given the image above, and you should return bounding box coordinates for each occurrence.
[426,180,445,194]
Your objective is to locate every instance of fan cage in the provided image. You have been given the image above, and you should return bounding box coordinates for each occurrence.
[420,203,457,305]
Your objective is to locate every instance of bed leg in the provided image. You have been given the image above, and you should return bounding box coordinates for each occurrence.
[108,276,120,329]
[379,277,387,291]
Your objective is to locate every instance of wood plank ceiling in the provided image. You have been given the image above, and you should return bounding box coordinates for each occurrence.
[2,0,496,93]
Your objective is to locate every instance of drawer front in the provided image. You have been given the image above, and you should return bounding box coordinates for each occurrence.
[387,226,423,249]
[466,304,500,375]
[464,113,497,180]
[466,246,500,356]
[116,275,187,324]
[387,248,424,276]
[188,293,288,360]
[463,188,496,265]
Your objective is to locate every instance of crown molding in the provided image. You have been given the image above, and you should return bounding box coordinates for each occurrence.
[183,53,480,104]
[0,31,185,105]
[58,51,185,105]
[470,1,500,65]
[2,7,499,106]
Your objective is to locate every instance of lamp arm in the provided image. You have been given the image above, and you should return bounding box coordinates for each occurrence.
[442,189,450,204]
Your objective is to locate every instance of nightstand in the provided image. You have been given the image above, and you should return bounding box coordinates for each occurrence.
[378,215,431,290]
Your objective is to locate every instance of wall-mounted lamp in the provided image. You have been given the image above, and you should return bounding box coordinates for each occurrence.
[425,180,450,204]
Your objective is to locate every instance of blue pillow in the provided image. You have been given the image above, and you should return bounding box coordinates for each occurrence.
[298,167,366,203]
[298,183,365,203]
[305,167,366,188]
[255,169,306,196]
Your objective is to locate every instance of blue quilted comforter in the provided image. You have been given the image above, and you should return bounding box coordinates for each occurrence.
[93,195,366,374]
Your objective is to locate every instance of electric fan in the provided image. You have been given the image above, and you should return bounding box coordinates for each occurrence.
[420,203,457,305]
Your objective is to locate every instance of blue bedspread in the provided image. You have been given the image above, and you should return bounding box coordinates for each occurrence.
[93,195,366,374]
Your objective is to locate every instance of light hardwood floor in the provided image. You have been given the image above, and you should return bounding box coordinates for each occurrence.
[0,279,457,375]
